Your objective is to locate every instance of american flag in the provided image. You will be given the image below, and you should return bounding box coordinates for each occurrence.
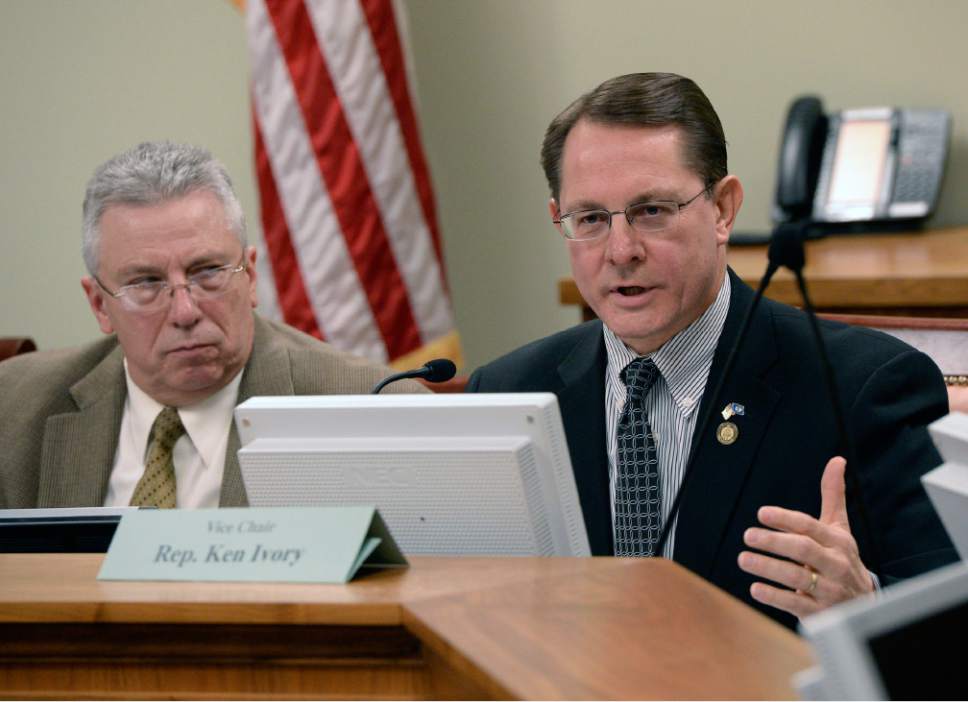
[245,0,461,368]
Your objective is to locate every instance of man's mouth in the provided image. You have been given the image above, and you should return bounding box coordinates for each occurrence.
[615,285,649,296]
[168,343,216,355]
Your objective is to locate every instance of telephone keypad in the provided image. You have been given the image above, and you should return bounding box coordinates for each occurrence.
[892,110,949,205]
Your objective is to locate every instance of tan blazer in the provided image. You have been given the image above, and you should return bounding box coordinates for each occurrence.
[0,315,424,508]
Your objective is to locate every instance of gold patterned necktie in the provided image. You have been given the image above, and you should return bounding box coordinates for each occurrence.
[130,406,185,509]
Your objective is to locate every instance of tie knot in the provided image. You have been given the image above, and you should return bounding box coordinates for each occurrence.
[150,406,186,451]
[621,357,659,401]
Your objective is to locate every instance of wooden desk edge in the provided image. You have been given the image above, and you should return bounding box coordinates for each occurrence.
[400,558,813,700]
[559,226,968,313]
[0,555,813,700]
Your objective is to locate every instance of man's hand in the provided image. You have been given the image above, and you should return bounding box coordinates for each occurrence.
[737,456,875,619]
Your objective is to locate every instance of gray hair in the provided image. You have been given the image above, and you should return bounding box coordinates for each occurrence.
[81,141,247,275]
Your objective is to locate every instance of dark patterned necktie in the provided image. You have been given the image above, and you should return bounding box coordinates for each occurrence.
[130,406,185,509]
[615,357,662,556]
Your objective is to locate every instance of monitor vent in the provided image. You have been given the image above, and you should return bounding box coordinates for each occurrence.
[541,405,586,553]
[241,447,540,555]
[517,444,554,556]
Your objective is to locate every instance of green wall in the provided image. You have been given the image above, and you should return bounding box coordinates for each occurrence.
[2,0,966,369]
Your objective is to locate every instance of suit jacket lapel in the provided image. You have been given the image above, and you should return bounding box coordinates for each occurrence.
[555,322,613,555]
[35,318,301,509]
[38,346,126,507]
[219,316,297,506]
[673,271,781,577]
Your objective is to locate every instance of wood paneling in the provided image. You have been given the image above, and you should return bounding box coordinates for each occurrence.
[0,554,813,700]
[560,226,968,318]
[403,558,809,700]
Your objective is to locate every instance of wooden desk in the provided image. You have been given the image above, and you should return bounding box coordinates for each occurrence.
[559,226,968,318]
[0,554,813,700]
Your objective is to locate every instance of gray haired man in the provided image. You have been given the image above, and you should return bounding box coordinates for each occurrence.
[0,141,420,509]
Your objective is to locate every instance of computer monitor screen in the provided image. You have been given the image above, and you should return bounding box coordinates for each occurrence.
[798,561,968,700]
[867,594,968,699]
[0,507,132,552]
[234,393,590,556]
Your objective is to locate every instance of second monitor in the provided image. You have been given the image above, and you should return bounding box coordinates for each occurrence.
[234,393,591,557]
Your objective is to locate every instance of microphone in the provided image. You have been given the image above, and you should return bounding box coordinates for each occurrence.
[653,220,881,574]
[370,358,457,394]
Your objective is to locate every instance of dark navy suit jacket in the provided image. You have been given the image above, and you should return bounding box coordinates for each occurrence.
[467,270,957,629]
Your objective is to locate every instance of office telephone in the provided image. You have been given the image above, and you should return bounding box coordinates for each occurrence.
[772,96,951,229]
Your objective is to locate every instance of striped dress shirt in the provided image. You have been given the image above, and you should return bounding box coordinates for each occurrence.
[604,275,730,558]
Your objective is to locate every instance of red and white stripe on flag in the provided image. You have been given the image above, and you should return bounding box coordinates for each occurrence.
[246,0,461,369]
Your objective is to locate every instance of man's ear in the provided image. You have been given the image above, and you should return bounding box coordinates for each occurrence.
[714,175,744,244]
[548,198,559,222]
[81,277,115,335]
[245,245,258,309]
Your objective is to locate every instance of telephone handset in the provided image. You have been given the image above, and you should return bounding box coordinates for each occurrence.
[773,95,950,229]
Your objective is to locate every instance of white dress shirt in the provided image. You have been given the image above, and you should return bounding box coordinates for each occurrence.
[103,361,243,509]
[604,275,730,557]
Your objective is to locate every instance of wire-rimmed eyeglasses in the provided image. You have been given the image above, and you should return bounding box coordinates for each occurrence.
[95,256,248,312]
[553,185,712,241]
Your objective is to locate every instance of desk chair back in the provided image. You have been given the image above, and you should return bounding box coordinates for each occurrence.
[820,314,968,412]
[0,337,36,364]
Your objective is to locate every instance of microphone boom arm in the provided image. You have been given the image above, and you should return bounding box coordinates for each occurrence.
[655,221,881,576]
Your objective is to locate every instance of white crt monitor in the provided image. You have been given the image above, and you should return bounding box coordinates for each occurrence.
[233,393,591,557]
[922,411,968,560]
[796,561,968,700]
[794,411,968,700]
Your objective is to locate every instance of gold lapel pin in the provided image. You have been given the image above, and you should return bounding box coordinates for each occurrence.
[716,421,739,445]
[717,403,745,445]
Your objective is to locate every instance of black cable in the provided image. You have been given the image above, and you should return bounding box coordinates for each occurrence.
[653,262,778,556]
[793,267,881,574]
[655,222,882,577]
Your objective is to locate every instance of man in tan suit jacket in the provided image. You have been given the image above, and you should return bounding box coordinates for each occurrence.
[0,141,422,509]
[0,315,417,508]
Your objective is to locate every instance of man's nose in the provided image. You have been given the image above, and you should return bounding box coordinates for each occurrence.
[167,284,202,327]
[605,214,646,265]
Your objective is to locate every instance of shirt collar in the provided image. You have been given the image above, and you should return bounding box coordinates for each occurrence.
[604,274,731,414]
[123,360,244,470]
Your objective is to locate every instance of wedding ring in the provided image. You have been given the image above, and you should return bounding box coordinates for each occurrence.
[805,567,818,595]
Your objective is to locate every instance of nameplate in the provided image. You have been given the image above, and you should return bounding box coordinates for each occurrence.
[97,506,406,583]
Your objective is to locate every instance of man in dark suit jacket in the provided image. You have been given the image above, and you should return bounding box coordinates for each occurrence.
[467,73,955,629]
